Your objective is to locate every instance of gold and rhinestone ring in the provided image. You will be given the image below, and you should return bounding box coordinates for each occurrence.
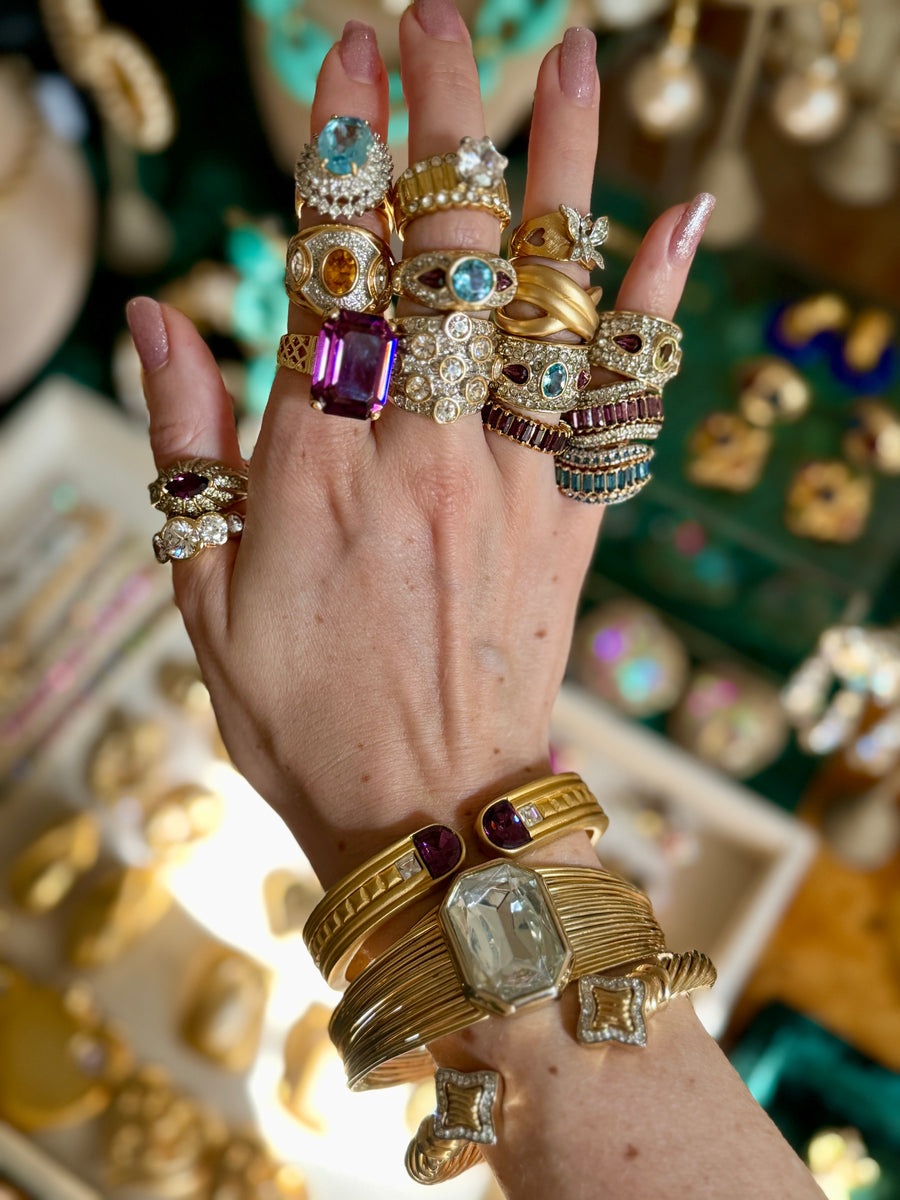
[392,252,517,311]
[293,115,394,223]
[562,380,664,446]
[390,313,497,424]
[391,136,511,238]
[303,823,466,990]
[285,225,394,316]
[405,1068,501,1185]
[491,331,591,412]
[494,262,603,341]
[508,205,609,272]
[555,440,654,506]
[153,512,243,564]
[148,459,248,518]
[590,311,683,389]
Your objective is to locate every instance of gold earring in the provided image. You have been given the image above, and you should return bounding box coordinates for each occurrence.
[143,783,224,857]
[7,811,100,914]
[179,947,270,1072]
[843,398,900,476]
[262,869,322,938]
[65,866,172,968]
[784,460,872,543]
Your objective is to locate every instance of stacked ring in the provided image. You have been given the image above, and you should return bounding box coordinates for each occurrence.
[284,225,394,316]
[391,136,511,237]
[508,204,609,272]
[589,311,683,389]
[482,400,570,455]
[390,313,497,424]
[494,262,603,341]
[153,511,243,564]
[149,460,248,518]
[562,381,664,445]
[554,440,654,505]
[293,115,394,224]
[392,252,516,311]
[491,331,591,412]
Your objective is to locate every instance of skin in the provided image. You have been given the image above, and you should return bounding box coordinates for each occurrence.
[130,4,825,1196]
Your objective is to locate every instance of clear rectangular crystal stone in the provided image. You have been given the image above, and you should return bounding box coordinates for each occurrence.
[396,851,424,880]
[518,803,542,828]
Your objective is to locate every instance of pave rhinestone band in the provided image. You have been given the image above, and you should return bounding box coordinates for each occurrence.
[392,251,516,311]
[148,459,248,519]
[276,334,318,375]
[508,205,610,271]
[285,225,394,316]
[293,115,394,222]
[481,400,570,455]
[303,823,465,989]
[476,773,608,853]
[390,313,498,423]
[491,331,591,412]
[391,136,511,237]
[589,311,683,388]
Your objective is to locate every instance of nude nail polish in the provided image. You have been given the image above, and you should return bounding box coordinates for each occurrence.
[126,297,169,373]
[559,27,597,106]
[340,21,380,83]
[670,193,716,261]
[414,0,468,42]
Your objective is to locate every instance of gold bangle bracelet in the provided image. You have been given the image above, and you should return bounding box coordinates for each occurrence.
[330,864,667,1090]
[475,772,607,853]
[494,263,603,341]
[303,824,466,991]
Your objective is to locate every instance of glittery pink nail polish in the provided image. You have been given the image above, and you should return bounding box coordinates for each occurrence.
[126,297,169,373]
[559,28,597,106]
[670,193,716,261]
[340,21,380,84]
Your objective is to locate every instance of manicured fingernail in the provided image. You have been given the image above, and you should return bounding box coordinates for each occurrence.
[340,21,380,83]
[126,297,169,373]
[670,193,716,261]
[559,27,597,105]
[414,0,468,42]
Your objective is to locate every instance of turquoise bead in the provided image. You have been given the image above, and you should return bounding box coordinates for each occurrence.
[318,117,372,177]
[541,362,568,400]
[450,258,494,304]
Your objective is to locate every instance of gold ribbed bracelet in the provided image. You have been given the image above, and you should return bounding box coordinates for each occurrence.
[330,864,667,1090]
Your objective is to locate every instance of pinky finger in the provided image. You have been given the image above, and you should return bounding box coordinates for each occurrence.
[615,193,715,320]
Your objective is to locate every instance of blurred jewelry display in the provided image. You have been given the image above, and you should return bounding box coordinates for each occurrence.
[783,460,872,543]
[781,623,900,776]
[180,948,271,1071]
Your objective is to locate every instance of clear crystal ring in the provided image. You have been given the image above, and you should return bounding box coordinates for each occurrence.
[148,459,248,518]
[392,252,517,311]
[153,512,244,564]
[391,136,511,237]
[491,331,591,412]
[285,225,394,316]
[589,311,683,388]
[390,313,498,424]
[508,205,610,272]
[293,115,394,222]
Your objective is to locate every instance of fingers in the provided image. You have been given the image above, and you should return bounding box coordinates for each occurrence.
[127,297,242,618]
[616,193,716,320]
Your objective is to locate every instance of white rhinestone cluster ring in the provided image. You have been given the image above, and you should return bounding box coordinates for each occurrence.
[390,313,498,424]
[294,116,394,222]
[153,512,244,564]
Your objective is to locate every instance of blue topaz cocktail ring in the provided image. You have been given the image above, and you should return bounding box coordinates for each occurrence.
[392,251,517,312]
[294,115,394,224]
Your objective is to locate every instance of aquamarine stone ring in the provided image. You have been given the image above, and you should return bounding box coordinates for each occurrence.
[392,251,517,312]
[294,115,394,222]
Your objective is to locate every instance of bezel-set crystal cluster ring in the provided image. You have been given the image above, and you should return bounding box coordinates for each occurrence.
[391,136,511,237]
[284,225,394,316]
[491,331,592,412]
[390,313,498,424]
[392,251,517,311]
[508,204,610,272]
[589,311,683,389]
[293,115,394,222]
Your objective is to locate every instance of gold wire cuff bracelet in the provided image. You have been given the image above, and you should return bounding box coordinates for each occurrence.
[330,864,667,1090]
[494,262,603,341]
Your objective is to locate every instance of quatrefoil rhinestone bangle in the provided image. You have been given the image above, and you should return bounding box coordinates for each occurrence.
[148,459,248,518]
[293,115,394,223]
[303,824,465,990]
[491,331,591,412]
[284,225,394,316]
[508,205,609,272]
[476,773,608,853]
[390,313,498,424]
[589,311,683,389]
[392,252,516,311]
[391,136,511,237]
[406,1068,501,1185]
[481,400,570,455]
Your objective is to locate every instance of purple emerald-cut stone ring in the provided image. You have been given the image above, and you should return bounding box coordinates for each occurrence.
[310,310,397,420]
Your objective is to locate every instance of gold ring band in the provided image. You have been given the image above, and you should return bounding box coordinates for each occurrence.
[508,205,609,272]
[276,333,319,375]
[494,262,602,341]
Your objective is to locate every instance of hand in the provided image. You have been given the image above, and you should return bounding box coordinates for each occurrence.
[128,0,712,890]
